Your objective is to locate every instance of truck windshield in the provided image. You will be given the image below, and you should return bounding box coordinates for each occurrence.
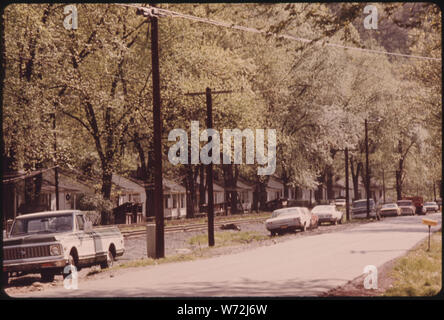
[11,214,73,236]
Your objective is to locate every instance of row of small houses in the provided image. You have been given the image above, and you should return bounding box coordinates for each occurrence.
[2,167,384,223]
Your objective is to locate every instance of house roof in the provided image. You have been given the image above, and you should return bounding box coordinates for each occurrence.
[127,176,186,193]
[267,177,284,191]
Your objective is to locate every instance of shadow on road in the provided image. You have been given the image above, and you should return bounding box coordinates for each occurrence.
[13,277,351,298]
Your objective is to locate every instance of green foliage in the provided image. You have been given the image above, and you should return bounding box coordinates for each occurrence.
[2,3,440,203]
[78,193,113,214]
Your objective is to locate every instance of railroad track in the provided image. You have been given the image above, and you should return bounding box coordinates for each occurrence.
[121,217,267,239]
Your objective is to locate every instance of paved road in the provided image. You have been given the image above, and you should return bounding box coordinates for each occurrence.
[10,213,442,297]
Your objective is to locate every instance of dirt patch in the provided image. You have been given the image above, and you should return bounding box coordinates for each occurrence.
[320,257,397,297]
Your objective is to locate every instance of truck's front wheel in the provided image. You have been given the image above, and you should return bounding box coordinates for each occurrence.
[100,249,114,269]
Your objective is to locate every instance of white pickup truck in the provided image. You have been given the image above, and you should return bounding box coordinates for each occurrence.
[2,210,124,285]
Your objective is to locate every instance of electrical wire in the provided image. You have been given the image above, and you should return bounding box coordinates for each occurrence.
[116,3,441,62]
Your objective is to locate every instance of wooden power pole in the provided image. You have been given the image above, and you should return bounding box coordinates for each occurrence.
[185,89,233,247]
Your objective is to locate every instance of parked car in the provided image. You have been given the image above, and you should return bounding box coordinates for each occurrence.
[351,199,376,219]
[2,210,125,285]
[334,198,346,207]
[265,198,288,211]
[265,207,312,236]
[299,207,319,229]
[311,205,343,225]
[379,203,401,217]
[424,201,439,213]
[397,200,416,215]
[403,196,425,215]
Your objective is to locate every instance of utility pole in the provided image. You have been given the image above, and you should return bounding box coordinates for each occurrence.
[365,118,370,219]
[136,6,165,259]
[206,88,215,246]
[51,111,59,211]
[152,14,165,258]
[382,168,386,203]
[185,89,233,247]
[433,181,436,202]
[345,147,350,221]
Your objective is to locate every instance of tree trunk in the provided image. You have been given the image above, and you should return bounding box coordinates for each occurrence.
[326,165,334,200]
[101,172,112,200]
[350,157,362,201]
[281,168,289,198]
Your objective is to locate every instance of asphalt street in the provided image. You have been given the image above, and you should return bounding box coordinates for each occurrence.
[10,212,442,297]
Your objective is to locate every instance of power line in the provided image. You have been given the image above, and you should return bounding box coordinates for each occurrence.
[116,3,441,62]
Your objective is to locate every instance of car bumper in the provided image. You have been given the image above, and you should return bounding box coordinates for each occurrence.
[266,223,302,231]
[352,211,375,218]
[3,256,67,273]
[380,210,399,217]
[318,217,336,223]
[116,248,125,257]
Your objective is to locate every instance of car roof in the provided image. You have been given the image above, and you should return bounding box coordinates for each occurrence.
[353,199,374,203]
[15,210,80,220]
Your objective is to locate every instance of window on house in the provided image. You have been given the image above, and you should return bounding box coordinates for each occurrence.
[164,195,171,209]
[173,194,177,208]
[180,194,185,208]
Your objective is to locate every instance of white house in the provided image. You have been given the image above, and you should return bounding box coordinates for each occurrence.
[266,176,284,202]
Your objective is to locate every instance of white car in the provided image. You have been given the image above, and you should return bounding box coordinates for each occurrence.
[265,207,312,236]
[334,198,346,207]
[312,205,343,225]
[379,203,401,217]
[3,210,125,285]
[424,201,439,213]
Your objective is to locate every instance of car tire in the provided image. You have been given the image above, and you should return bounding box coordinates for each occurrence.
[41,271,55,282]
[100,249,114,269]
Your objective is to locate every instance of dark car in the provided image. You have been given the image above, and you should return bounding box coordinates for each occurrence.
[351,199,376,219]
[265,198,288,211]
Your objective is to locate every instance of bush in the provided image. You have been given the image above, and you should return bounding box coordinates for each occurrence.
[77,194,114,225]
[83,211,101,226]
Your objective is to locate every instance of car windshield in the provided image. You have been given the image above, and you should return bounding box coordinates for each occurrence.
[11,214,73,236]
[352,200,374,208]
[271,209,299,218]
[382,203,397,208]
[397,201,412,206]
[311,205,334,214]
[425,202,436,206]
